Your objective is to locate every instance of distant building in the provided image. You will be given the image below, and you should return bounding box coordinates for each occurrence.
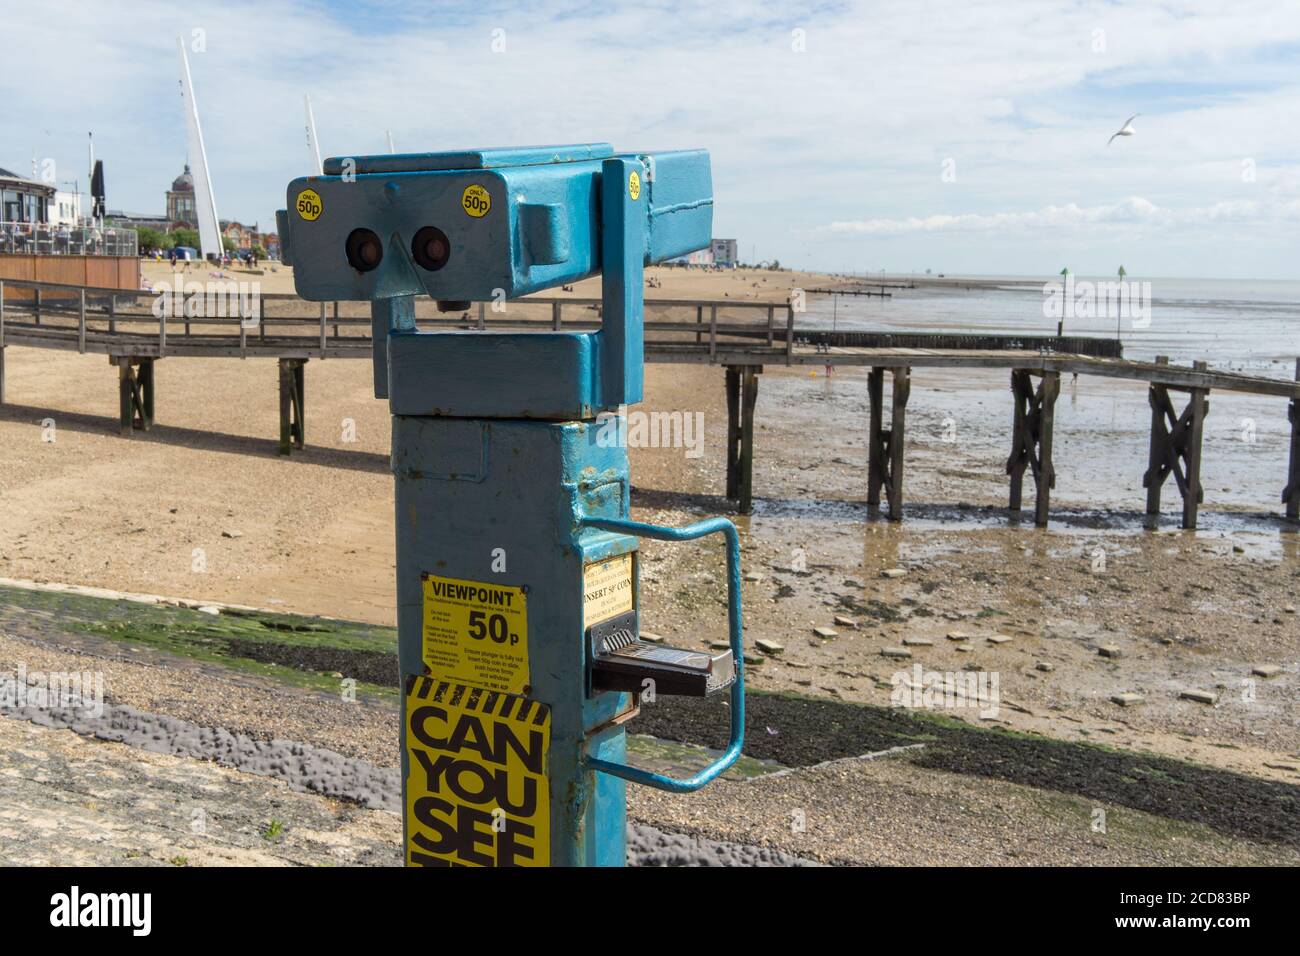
[105,210,170,230]
[221,220,256,251]
[166,165,197,226]
[50,189,82,227]
[0,166,55,224]
[710,238,738,267]
[666,238,738,267]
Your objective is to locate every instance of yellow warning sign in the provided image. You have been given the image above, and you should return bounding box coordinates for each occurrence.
[421,573,529,694]
[628,169,641,201]
[295,188,322,221]
[461,183,491,218]
[405,676,550,867]
[584,553,635,626]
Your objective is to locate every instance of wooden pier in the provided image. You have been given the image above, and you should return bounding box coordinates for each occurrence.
[2,277,1298,530]
[806,282,916,298]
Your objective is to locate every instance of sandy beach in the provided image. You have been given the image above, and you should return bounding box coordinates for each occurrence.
[1,262,1297,859]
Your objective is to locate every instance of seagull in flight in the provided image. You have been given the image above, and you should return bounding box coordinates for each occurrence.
[1108,114,1139,145]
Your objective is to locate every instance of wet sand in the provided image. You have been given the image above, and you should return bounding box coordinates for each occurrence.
[1,266,1297,788]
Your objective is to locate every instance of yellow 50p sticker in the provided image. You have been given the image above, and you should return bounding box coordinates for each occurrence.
[296,188,322,221]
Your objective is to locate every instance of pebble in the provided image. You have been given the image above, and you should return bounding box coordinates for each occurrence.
[813,626,838,639]
[880,646,912,659]
[1111,693,1145,707]
[640,631,664,644]
[1098,645,1122,658]
[755,639,784,656]
[1179,689,1217,705]
[881,568,907,579]
[832,615,857,628]
[902,637,933,646]
[946,631,972,642]
[1252,664,1282,678]
[743,572,763,583]
[1035,662,1055,672]
[221,530,243,539]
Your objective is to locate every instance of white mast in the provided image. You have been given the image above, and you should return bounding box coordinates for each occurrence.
[305,95,323,175]
[177,36,222,258]
[386,130,396,154]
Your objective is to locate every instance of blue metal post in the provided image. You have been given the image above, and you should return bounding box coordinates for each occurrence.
[599,157,644,408]
[281,144,736,868]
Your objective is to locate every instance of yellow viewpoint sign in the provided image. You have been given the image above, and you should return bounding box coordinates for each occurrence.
[405,676,550,867]
[421,573,529,694]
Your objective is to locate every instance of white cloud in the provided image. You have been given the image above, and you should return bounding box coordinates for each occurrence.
[2,0,1298,275]
[829,196,1300,235]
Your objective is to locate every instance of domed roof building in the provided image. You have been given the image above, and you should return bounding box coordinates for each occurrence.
[166,164,197,226]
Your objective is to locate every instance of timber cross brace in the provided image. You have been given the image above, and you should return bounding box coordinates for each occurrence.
[725,365,760,514]
[278,358,306,456]
[1283,359,1300,522]
[114,356,155,435]
[1006,369,1060,527]
[1142,366,1209,530]
[867,365,910,520]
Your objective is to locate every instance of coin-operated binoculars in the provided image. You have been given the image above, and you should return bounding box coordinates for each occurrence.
[279,144,743,866]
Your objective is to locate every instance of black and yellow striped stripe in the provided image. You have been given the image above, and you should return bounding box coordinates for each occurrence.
[405,674,549,725]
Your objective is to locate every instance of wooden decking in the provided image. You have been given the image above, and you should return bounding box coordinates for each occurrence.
[2,277,1298,528]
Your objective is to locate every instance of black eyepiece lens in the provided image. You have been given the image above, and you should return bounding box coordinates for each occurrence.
[346,228,383,272]
[412,226,451,271]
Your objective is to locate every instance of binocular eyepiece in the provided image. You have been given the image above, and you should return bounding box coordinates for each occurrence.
[345,225,453,275]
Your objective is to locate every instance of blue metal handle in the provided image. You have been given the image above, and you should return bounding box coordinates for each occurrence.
[578,515,744,793]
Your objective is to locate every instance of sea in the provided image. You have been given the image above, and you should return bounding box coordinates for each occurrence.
[753,275,1300,550]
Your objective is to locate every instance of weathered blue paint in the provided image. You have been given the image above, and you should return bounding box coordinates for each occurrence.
[284,149,712,303]
[323,143,616,176]
[287,143,732,866]
[393,417,632,866]
[600,157,644,408]
[387,330,601,419]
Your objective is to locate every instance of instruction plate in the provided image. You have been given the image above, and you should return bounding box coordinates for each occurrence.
[584,553,635,627]
[421,573,529,694]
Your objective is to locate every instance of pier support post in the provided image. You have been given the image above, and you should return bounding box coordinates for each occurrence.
[1143,372,1209,530]
[724,365,760,514]
[728,366,759,515]
[278,358,306,455]
[139,358,155,429]
[1006,369,1059,527]
[739,367,759,514]
[867,365,910,520]
[1283,359,1300,522]
[115,357,155,434]
[725,366,740,499]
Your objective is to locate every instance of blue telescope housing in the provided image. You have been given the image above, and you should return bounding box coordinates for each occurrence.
[277,144,712,418]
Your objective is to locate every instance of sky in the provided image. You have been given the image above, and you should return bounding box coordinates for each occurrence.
[2,0,1298,279]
